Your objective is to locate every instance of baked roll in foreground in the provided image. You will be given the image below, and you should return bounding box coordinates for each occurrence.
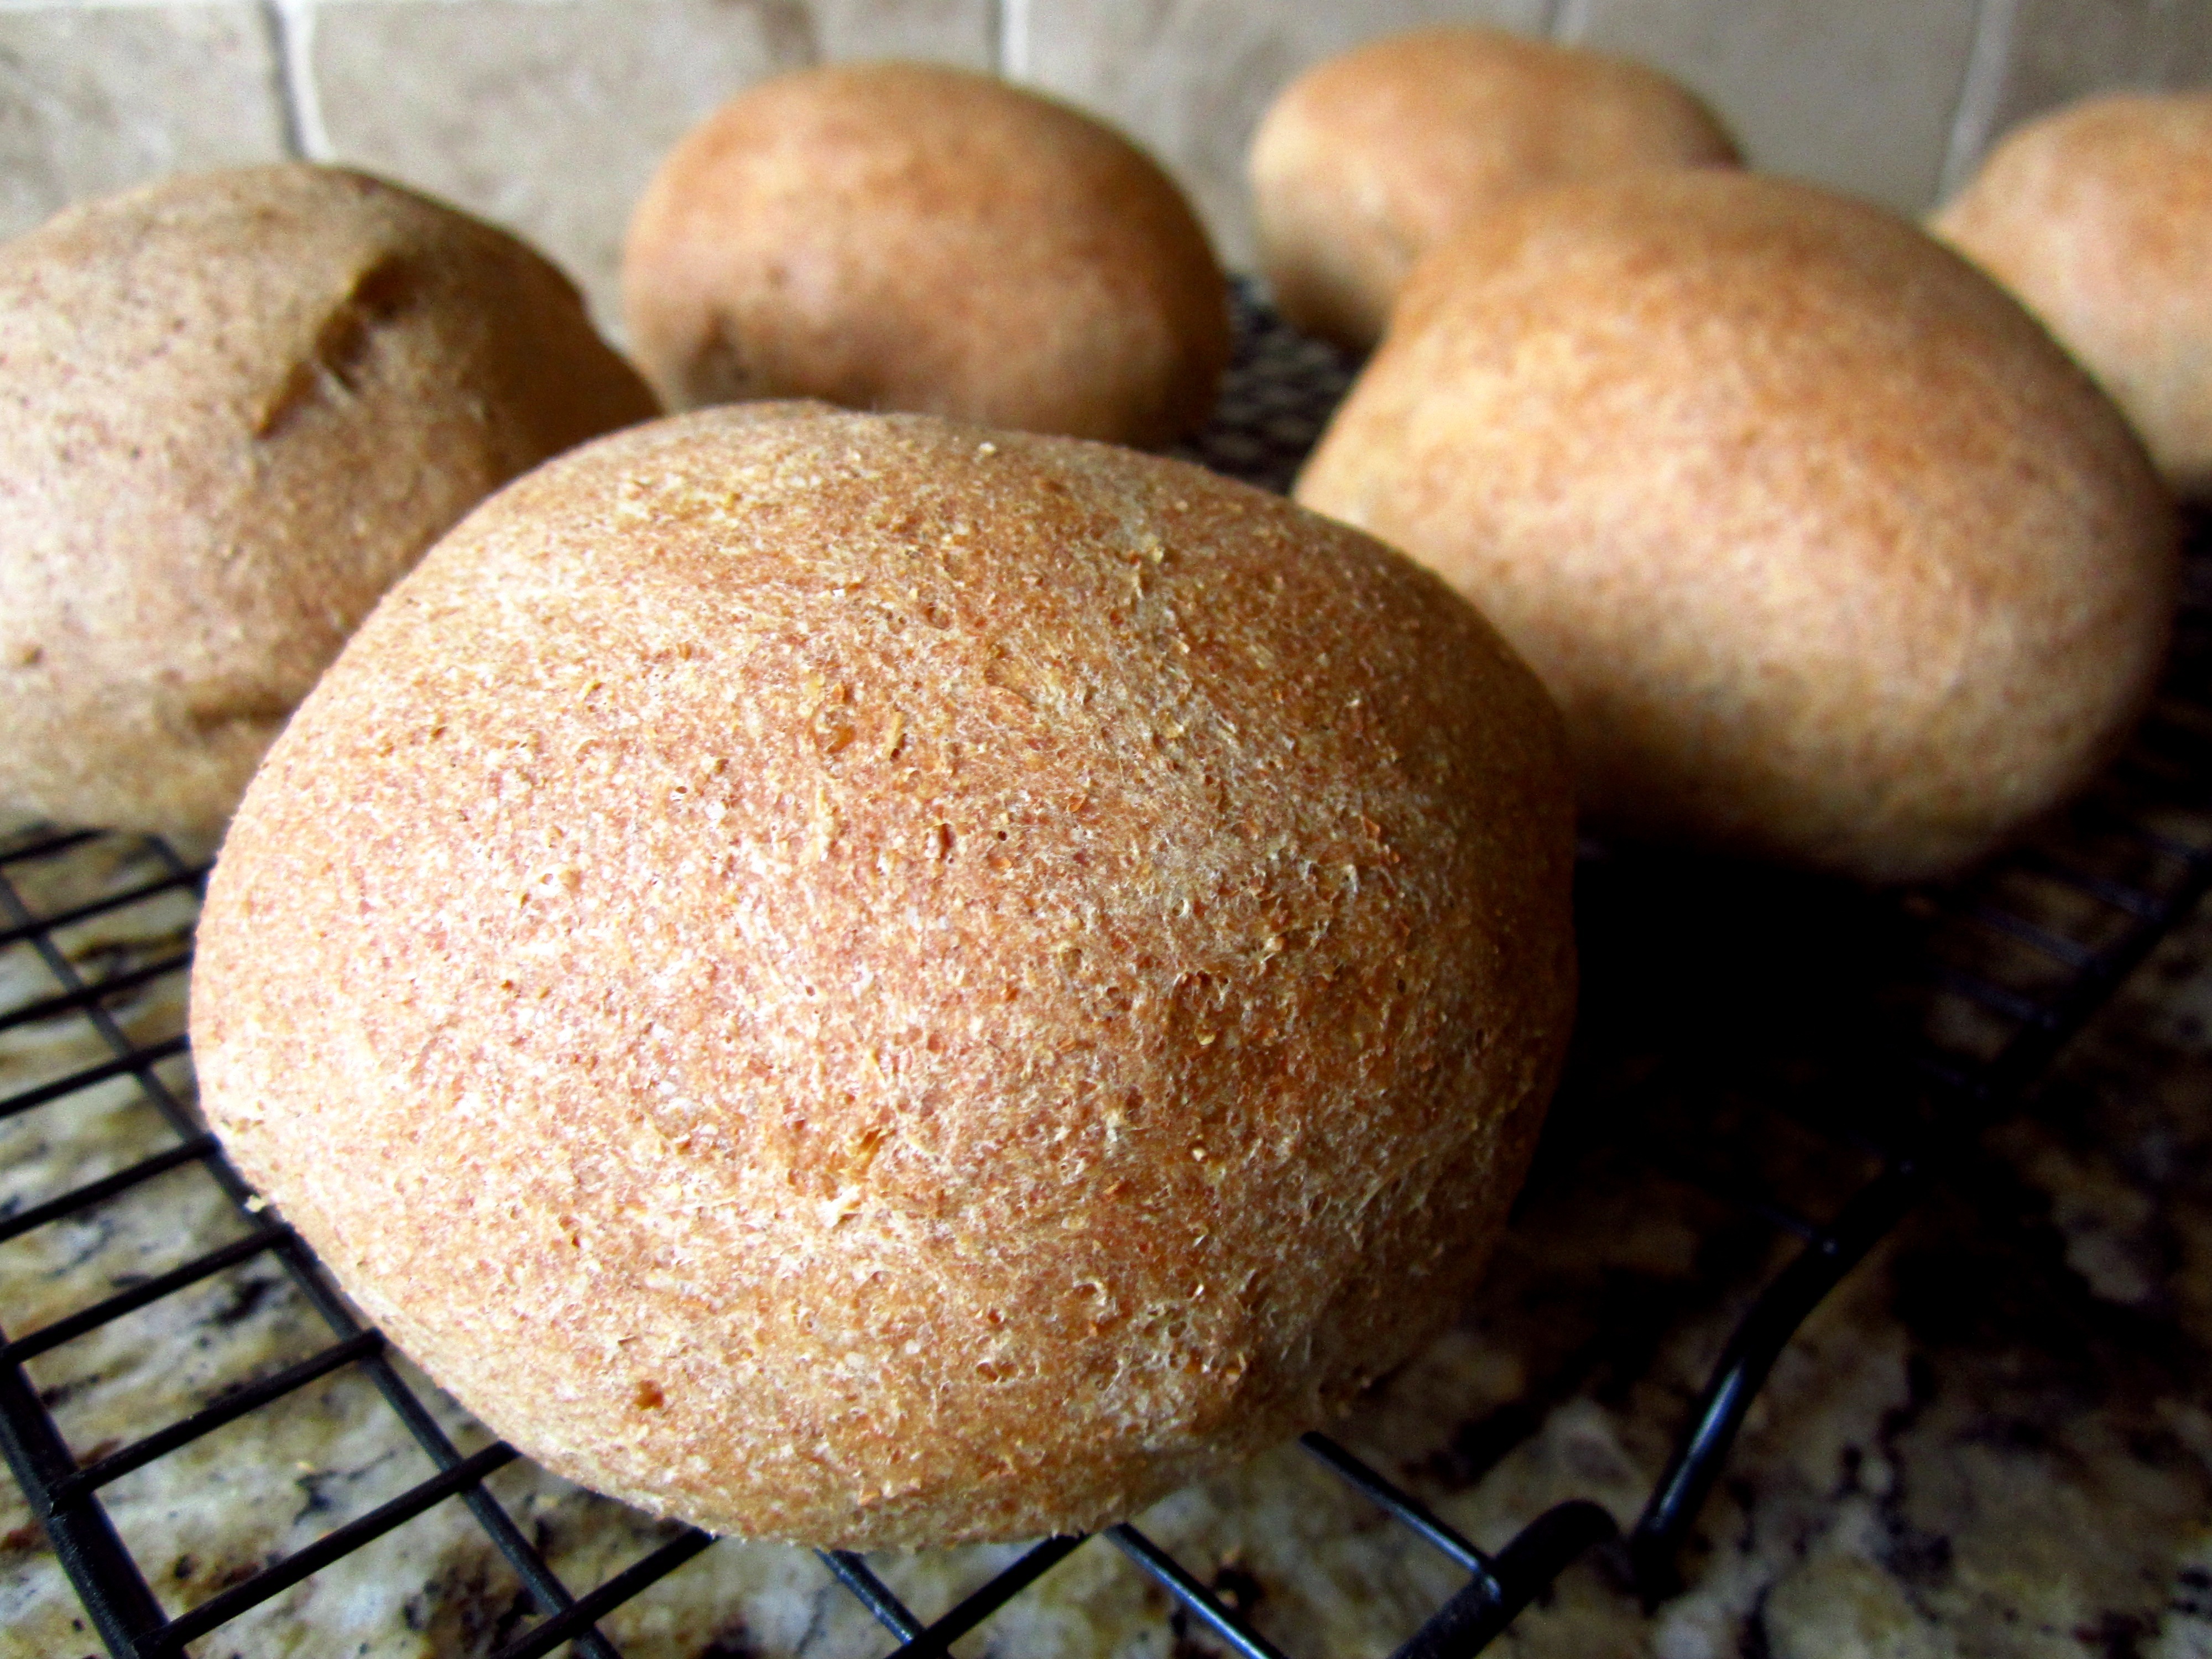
[1297,171,2178,883]
[192,405,1577,1547]
[0,164,657,844]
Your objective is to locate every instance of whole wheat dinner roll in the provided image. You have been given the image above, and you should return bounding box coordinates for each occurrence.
[1297,171,2177,882]
[0,164,657,843]
[192,403,1576,1547]
[621,63,1230,447]
[1934,91,2212,498]
[1251,28,1737,352]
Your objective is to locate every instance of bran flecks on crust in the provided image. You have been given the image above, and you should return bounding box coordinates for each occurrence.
[191,405,1576,1548]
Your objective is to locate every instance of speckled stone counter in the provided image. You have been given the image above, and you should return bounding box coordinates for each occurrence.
[1,328,2205,1649]
[3,789,2210,1658]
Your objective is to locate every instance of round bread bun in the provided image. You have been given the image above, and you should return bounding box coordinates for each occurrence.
[192,403,1577,1548]
[0,164,658,844]
[1933,91,2212,498]
[1296,171,2177,883]
[620,63,1232,447]
[1250,27,1738,352]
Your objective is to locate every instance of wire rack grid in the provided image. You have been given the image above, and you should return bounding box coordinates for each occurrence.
[2,289,2210,1659]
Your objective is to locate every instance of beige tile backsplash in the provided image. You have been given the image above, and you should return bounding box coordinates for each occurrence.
[0,4,290,241]
[1559,0,1984,215]
[1942,0,2212,194]
[0,0,2205,331]
[298,0,815,332]
[811,0,996,68]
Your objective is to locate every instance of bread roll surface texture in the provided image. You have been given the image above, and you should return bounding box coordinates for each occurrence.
[1250,27,1738,351]
[1297,171,2177,881]
[191,404,1578,1547]
[1934,91,2212,498]
[621,63,1231,447]
[0,164,659,842]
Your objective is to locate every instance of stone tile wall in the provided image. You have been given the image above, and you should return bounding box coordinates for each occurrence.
[0,4,290,244]
[1558,0,1985,222]
[0,0,2206,332]
[1942,0,2212,194]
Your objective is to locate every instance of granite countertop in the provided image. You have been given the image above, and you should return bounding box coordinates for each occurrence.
[2,794,2209,1659]
[2,348,2205,1653]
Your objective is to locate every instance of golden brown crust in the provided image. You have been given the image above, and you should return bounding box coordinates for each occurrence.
[192,404,1577,1547]
[1296,171,2177,882]
[1250,27,1738,351]
[620,64,1231,447]
[1934,91,2212,498]
[0,164,659,841]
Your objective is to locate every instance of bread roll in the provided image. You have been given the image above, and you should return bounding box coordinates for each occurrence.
[621,64,1230,447]
[0,164,658,843]
[1934,91,2212,498]
[192,403,1577,1547]
[1251,28,1738,352]
[1297,171,2177,882]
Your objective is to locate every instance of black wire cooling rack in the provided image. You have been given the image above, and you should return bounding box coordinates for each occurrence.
[3,288,2210,1659]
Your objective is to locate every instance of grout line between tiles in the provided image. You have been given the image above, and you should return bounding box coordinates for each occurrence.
[999,0,1028,81]
[1939,0,2019,201]
[255,0,306,159]
[265,0,332,161]
[995,0,1009,77]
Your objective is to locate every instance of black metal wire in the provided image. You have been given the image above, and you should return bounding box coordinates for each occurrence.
[3,1223,294,1365]
[0,846,630,1659]
[145,1442,523,1655]
[0,951,194,1036]
[48,1330,386,1509]
[885,1536,1088,1659]
[0,864,200,950]
[0,1035,190,1124]
[488,1531,721,1659]
[0,302,2206,1659]
[0,1347,170,1656]
[1300,1432,1490,1574]
[0,1134,217,1246]
[818,1550,928,1641]
[1624,1164,1926,1598]
[1391,1502,1620,1659]
[1109,1524,1296,1659]
[1614,658,2212,1606]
